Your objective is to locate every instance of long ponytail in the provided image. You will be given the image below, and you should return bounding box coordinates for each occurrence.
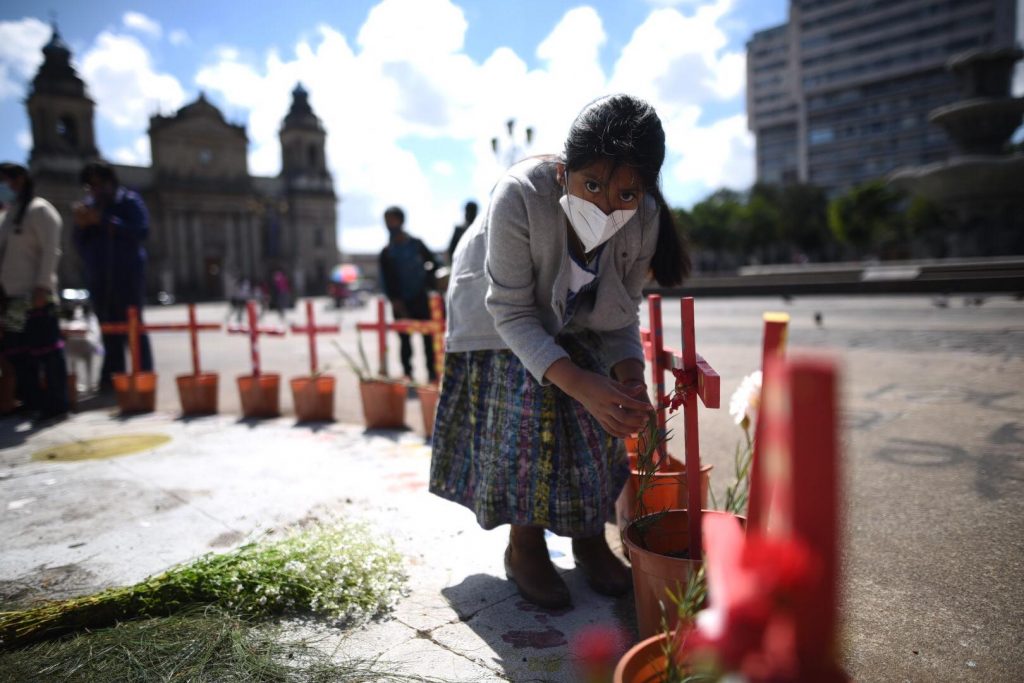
[649,185,690,287]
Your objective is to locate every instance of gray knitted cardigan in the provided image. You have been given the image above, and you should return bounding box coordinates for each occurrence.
[444,157,659,384]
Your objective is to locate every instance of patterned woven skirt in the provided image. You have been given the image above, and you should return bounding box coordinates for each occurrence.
[429,331,628,537]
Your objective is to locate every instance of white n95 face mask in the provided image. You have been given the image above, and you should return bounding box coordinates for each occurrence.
[559,192,636,253]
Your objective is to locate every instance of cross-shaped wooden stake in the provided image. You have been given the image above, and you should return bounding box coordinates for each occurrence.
[227,300,286,377]
[759,355,843,680]
[641,294,721,559]
[142,304,223,377]
[388,293,445,385]
[356,293,446,381]
[98,305,150,376]
[746,312,790,534]
[290,300,340,375]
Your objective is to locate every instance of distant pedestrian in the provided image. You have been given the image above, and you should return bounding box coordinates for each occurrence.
[379,206,441,383]
[0,162,69,420]
[447,200,478,264]
[271,270,290,320]
[72,160,152,391]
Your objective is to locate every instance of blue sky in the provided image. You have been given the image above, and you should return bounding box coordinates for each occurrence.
[0,0,790,253]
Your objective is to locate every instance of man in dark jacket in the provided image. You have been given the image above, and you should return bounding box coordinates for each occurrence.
[72,161,152,391]
[379,206,440,383]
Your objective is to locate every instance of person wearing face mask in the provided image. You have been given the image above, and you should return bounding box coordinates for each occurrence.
[0,162,70,421]
[378,206,442,383]
[71,160,152,393]
[430,95,689,609]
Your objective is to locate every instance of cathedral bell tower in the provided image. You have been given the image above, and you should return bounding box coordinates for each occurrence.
[26,22,99,173]
[279,83,330,186]
[277,83,337,297]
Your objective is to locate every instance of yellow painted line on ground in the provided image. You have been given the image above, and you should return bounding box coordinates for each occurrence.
[32,434,172,462]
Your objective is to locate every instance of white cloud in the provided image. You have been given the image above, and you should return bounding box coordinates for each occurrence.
[0,18,50,100]
[666,113,754,204]
[169,29,190,47]
[122,12,162,39]
[110,135,151,165]
[16,128,31,151]
[80,31,187,131]
[192,0,755,253]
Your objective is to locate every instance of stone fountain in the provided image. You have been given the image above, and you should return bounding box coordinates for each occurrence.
[890,46,1024,256]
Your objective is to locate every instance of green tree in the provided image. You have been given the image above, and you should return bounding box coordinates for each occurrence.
[827,180,908,258]
[740,183,781,261]
[689,188,745,254]
[778,184,831,258]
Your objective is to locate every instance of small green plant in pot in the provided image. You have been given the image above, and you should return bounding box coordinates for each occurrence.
[332,338,407,430]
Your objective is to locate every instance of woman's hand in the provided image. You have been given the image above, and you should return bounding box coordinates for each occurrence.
[545,359,651,438]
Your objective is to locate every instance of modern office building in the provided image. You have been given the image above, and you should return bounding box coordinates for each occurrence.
[747,0,1019,192]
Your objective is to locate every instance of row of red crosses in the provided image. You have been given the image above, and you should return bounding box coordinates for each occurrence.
[75,294,445,390]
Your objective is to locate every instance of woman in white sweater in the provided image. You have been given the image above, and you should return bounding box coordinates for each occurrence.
[430,95,690,609]
[0,162,69,420]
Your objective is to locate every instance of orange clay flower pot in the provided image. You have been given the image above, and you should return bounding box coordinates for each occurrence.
[415,384,439,439]
[112,372,157,414]
[623,509,743,640]
[359,380,406,430]
[291,375,335,422]
[176,373,219,416]
[615,454,712,538]
[613,631,688,683]
[237,374,280,419]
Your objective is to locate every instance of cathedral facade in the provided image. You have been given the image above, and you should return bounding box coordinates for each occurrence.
[24,26,339,302]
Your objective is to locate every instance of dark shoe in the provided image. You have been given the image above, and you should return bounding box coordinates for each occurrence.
[572,534,632,597]
[504,528,572,609]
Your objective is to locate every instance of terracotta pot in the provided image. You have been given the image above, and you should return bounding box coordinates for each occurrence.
[615,455,713,538]
[415,385,439,438]
[112,372,157,414]
[176,373,219,416]
[237,374,281,418]
[359,380,406,429]
[613,632,686,683]
[623,509,743,640]
[291,375,335,422]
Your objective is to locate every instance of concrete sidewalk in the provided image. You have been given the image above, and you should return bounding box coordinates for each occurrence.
[0,407,634,682]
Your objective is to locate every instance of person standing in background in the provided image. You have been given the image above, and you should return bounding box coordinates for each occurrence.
[447,200,478,264]
[379,206,441,383]
[72,160,152,392]
[0,162,69,421]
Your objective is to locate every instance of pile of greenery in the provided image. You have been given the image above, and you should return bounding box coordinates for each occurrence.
[0,607,440,683]
[0,520,406,663]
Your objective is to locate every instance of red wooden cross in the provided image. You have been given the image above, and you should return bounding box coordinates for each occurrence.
[356,293,446,381]
[99,305,222,375]
[226,300,286,376]
[640,295,721,560]
[688,355,844,681]
[746,312,790,534]
[759,355,843,680]
[290,299,340,375]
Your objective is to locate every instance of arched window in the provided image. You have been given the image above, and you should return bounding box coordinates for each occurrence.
[307,144,318,168]
[56,115,78,147]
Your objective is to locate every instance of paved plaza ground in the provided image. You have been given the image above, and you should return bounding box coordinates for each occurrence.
[1,294,1022,681]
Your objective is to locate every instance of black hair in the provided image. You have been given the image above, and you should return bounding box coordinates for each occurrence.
[79,160,119,187]
[562,94,690,286]
[0,162,34,227]
[384,206,405,224]
[464,201,478,222]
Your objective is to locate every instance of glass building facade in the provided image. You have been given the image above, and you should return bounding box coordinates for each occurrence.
[747,0,1019,193]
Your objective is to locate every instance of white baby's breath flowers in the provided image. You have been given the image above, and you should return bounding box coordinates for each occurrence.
[729,370,763,430]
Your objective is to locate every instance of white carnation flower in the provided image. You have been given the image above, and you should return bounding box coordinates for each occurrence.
[729,370,762,429]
